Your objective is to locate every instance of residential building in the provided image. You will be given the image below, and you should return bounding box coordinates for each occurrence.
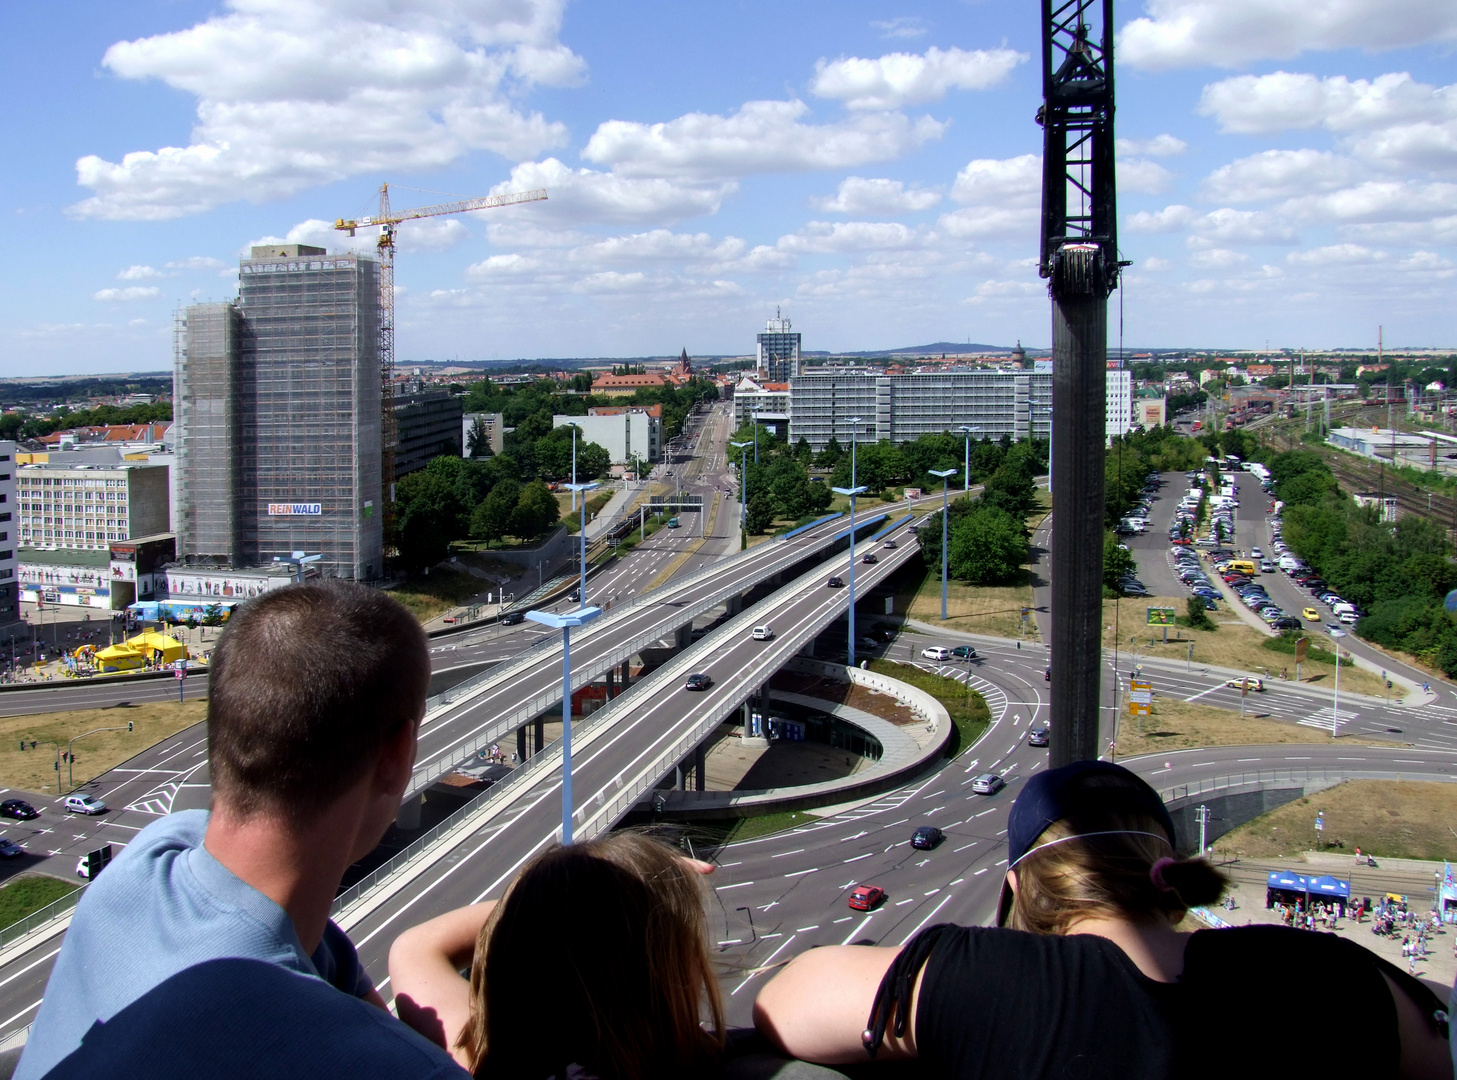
[1134,391,1167,429]
[732,376,791,434]
[552,405,662,465]
[0,442,16,628]
[16,460,170,549]
[788,368,1133,451]
[462,412,505,458]
[757,311,801,382]
[1107,368,1133,438]
[394,388,463,477]
[591,371,670,395]
[173,244,383,580]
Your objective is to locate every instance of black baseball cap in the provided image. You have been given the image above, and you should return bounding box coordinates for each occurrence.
[996,760,1177,925]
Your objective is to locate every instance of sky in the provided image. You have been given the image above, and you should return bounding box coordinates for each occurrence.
[2,0,1456,376]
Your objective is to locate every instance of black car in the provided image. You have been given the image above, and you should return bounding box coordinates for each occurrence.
[910,826,944,850]
[567,589,581,602]
[0,839,22,859]
[826,576,844,588]
[862,553,879,564]
[872,623,898,641]
[500,611,525,626]
[684,673,713,691]
[1027,725,1050,747]
[0,800,38,820]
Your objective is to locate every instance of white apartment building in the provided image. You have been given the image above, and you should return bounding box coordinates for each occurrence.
[17,460,171,549]
[0,442,16,627]
[552,406,662,466]
[732,375,791,433]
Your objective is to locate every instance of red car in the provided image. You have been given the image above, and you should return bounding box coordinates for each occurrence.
[848,885,885,911]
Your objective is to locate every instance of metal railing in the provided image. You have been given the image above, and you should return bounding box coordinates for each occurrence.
[0,885,84,950]
[1156,764,1451,804]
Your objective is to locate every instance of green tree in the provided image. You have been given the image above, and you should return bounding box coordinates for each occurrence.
[745,492,775,534]
[465,416,493,458]
[948,505,1028,584]
[470,479,520,547]
[816,436,844,469]
[1103,532,1135,591]
[1185,595,1214,631]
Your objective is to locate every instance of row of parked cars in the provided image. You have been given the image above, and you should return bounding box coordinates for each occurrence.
[1212,554,1303,630]
[1269,516,1363,629]
[1171,547,1222,614]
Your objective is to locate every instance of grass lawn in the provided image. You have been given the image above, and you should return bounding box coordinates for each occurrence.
[1218,780,1457,862]
[0,875,79,927]
[1110,697,1399,756]
[388,568,489,622]
[865,659,990,756]
[688,809,822,848]
[562,490,615,533]
[1104,593,1388,697]
[0,701,208,794]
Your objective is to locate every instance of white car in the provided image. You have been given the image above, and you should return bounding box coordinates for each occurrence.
[920,646,953,661]
[751,625,774,641]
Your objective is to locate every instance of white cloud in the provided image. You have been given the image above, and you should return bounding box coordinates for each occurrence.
[490,158,733,224]
[569,230,747,267]
[1281,180,1457,224]
[246,218,366,255]
[949,154,1040,207]
[810,46,1025,110]
[1116,134,1187,158]
[1141,256,1174,271]
[937,207,1036,238]
[776,221,925,255]
[94,286,161,302]
[117,265,163,281]
[1187,248,1249,269]
[581,99,945,180]
[1189,208,1299,246]
[1202,149,1360,203]
[871,17,927,40]
[812,177,942,215]
[1285,244,1386,265]
[1125,204,1198,233]
[166,255,226,271]
[1119,159,1175,195]
[70,0,581,220]
[1120,0,1457,71]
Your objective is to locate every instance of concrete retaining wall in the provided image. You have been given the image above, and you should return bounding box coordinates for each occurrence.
[1165,777,1342,854]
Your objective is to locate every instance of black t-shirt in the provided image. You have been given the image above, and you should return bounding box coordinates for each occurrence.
[910,925,1409,1080]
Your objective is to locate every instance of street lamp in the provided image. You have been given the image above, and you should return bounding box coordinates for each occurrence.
[271,551,322,584]
[566,422,582,515]
[833,484,869,666]
[730,440,751,549]
[847,417,862,489]
[752,409,762,465]
[1329,628,1347,738]
[564,480,599,609]
[524,605,603,844]
[929,469,956,620]
[958,426,977,492]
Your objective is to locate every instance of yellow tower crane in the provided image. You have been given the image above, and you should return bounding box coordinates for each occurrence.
[336,183,547,544]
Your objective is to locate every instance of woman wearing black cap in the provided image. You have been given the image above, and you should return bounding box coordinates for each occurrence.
[753,761,1452,1079]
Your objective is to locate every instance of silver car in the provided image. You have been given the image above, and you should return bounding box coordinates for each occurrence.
[971,773,1005,796]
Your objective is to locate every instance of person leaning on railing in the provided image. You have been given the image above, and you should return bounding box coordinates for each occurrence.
[753,760,1453,1080]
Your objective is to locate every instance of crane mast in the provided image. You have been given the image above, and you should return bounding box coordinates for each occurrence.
[336,184,547,548]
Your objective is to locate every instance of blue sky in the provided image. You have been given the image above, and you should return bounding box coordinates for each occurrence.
[3,0,1455,375]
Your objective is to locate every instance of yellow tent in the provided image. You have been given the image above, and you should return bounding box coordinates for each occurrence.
[93,631,191,673]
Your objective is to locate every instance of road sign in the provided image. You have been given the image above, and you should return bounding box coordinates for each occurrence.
[1128,678,1153,716]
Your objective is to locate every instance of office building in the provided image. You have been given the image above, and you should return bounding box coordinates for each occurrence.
[732,376,791,434]
[788,368,1132,451]
[16,460,170,549]
[463,412,505,458]
[0,442,16,628]
[174,244,383,580]
[1108,368,1133,438]
[757,311,801,382]
[395,389,463,477]
[552,405,661,466]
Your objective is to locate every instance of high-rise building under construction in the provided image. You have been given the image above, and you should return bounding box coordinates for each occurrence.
[756,310,801,382]
[173,244,383,580]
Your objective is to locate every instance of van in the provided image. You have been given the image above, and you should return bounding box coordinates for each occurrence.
[1278,554,1302,570]
[1332,602,1356,617]
[1226,560,1257,576]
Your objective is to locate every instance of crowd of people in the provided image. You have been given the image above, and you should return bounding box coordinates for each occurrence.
[9,580,1456,1080]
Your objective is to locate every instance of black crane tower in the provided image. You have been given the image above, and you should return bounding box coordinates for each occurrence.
[1037,0,1124,767]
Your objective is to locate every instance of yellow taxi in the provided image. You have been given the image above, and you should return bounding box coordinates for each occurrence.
[1302,607,1321,622]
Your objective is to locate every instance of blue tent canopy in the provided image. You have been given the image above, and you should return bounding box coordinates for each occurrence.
[1266,871,1350,898]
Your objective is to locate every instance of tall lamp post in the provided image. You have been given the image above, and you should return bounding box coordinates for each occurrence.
[1329,627,1346,738]
[524,605,603,844]
[847,417,862,489]
[833,483,869,666]
[958,426,977,492]
[730,440,751,550]
[565,480,599,608]
[752,409,762,464]
[929,469,956,620]
[566,422,582,515]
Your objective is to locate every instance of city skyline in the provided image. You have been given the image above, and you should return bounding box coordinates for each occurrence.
[3,0,1456,377]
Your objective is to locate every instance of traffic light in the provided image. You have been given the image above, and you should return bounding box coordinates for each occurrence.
[127,721,133,732]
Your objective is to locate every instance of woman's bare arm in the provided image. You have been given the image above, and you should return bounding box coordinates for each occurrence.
[388,902,496,1067]
[753,945,921,1065]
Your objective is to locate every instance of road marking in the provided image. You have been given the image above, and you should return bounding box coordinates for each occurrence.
[954,842,980,853]
[833,916,852,924]
[796,925,819,932]
[975,808,996,817]
[784,867,819,877]
[843,852,871,864]
[896,898,916,906]
[715,881,754,891]
[731,933,798,996]
[1183,685,1223,702]
[840,915,874,945]
[948,878,964,886]
[717,938,743,946]
[974,867,989,875]
[925,888,940,896]
[771,849,805,858]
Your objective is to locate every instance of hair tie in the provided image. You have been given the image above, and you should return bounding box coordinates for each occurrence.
[1149,856,1177,892]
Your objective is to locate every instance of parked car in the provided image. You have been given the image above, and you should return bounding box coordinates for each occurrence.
[1027,726,1050,747]
[64,794,107,816]
[684,673,713,691]
[1271,616,1302,630]
[0,800,38,820]
[848,885,885,911]
[751,625,774,640]
[75,857,93,880]
[910,826,944,850]
[971,773,1006,796]
[921,646,953,661]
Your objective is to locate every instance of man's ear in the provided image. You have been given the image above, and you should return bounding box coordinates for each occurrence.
[375,714,420,798]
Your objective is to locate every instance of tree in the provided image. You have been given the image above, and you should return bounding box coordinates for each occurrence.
[470,479,520,547]
[816,436,844,469]
[509,480,560,540]
[1185,595,1214,631]
[1102,532,1135,591]
[948,505,1028,585]
[465,416,493,458]
[794,437,814,464]
[745,492,775,534]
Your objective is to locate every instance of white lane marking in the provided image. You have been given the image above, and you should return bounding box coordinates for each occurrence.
[715,881,754,891]
[954,842,980,853]
[840,915,874,945]
[974,867,989,875]
[784,867,819,877]
[843,853,872,864]
[731,933,798,996]
[771,849,805,858]
[1184,685,1223,702]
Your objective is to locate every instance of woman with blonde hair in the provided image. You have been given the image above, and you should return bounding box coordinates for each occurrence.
[755,760,1452,1079]
[390,833,724,1079]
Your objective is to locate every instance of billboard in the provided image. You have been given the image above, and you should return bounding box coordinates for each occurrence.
[1146,607,1177,626]
[267,503,322,516]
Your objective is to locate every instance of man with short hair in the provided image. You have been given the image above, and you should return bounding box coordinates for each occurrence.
[18,581,467,1079]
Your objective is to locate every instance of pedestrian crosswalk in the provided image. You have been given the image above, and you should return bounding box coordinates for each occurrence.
[1298,706,1359,732]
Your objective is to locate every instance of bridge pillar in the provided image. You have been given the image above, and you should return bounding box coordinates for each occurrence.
[620,659,631,688]
[606,668,616,699]
[517,726,527,762]
[694,745,706,791]
[535,715,545,755]
[675,624,692,651]
[395,793,423,830]
[726,594,743,616]
[675,764,685,791]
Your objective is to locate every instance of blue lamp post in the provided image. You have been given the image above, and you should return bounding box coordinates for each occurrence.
[524,605,603,844]
[847,416,862,489]
[958,425,980,492]
[832,483,868,666]
[730,440,751,549]
[752,409,762,464]
[929,468,956,620]
[565,480,599,608]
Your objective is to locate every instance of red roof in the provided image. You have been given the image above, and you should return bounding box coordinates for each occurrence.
[39,423,170,446]
[589,404,664,418]
[591,372,669,390]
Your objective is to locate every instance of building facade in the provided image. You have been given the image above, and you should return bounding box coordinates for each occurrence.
[16,460,170,549]
[174,244,383,580]
[732,376,791,433]
[395,389,464,477]
[552,406,661,465]
[0,442,16,628]
[788,368,1132,451]
[462,412,505,458]
[757,312,801,382]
